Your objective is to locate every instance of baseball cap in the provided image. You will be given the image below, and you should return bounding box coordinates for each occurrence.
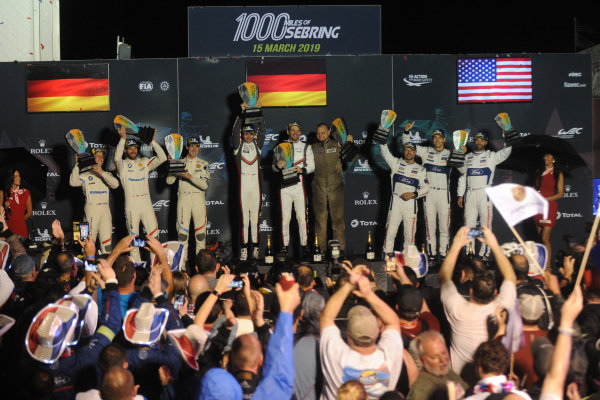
[403,142,416,151]
[395,285,423,318]
[519,293,545,321]
[92,147,107,155]
[347,305,378,346]
[125,139,140,149]
[12,254,35,278]
[243,125,257,134]
[287,122,301,130]
[187,136,200,146]
[474,131,489,141]
[431,129,445,138]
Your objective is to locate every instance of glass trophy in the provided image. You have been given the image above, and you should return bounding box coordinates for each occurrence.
[114,115,154,144]
[164,134,186,175]
[495,112,520,145]
[373,110,397,144]
[447,129,469,167]
[274,143,300,187]
[330,118,359,162]
[65,129,95,172]
[238,82,264,125]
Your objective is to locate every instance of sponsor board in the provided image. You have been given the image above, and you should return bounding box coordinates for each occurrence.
[403,74,433,87]
[32,201,56,216]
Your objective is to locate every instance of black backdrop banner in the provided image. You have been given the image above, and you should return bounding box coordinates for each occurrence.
[0,54,592,260]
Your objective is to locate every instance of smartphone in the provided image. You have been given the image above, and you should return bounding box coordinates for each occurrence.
[84,260,97,272]
[174,294,185,308]
[73,221,81,242]
[228,277,244,288]
[132,236,146,247]
[467,228,483,239]
[80,223,89,241]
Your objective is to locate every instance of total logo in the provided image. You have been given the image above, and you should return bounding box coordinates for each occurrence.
[158,229,169,235]
[208,161,225,173]
[355,191,378,206]
[34,227,52,242]
[152,199,170,212]
[139,81,153,92]
[261,193,271,208]
[350,219,377,228]
[403,74,433,87]
[30,138,53,154]
[563,185,579,198]
[556,211,582,220]
[205,200,225,206]
[554,128,582,139]
[47,171,60,177]
[206,221,220,235]
[33,201,56,216]
[160,81,170,91]
[199,135,219,149]
[141,144,153,153]
[259,220,273,232]
[353,158,373,173]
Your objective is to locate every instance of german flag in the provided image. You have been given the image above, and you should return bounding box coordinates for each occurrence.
[27,64,109,112]
[246,60,326,107]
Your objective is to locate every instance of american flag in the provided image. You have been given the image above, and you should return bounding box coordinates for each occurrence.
[457,58,532,103]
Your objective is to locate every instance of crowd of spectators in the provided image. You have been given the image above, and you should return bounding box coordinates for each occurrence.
[0,205,598,400]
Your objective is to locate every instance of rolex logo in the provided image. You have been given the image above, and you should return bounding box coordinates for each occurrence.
[40,202,47,210]
[39,139,46,147]
[362,191,369,199]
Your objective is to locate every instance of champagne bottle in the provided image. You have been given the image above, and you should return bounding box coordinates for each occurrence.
[313,234,322,263]
[366,231,375,261]
[421,244,426,254]
[265,235,274,265]
[468,241,474,256]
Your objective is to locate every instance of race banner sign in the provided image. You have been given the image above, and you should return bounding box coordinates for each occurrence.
[188,5,380,57]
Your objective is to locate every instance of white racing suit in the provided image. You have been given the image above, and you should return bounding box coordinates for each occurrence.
[457,146,512,257]
[232,117,265,246]
[403,133,452,257]
[166,157,210,264]
[69,166,119,253]
[115,138,167,262]
[380,144,429,253]
[273,140,315,247]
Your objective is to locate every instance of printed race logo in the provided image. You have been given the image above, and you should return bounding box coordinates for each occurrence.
[353,158,373,173]
[160,81,170,91]
[350,219,377,228]
[554,128,582,139]
[34,228,52,242]
[563,185,579,198]
[233,13,340,42]
[564,72,586,88]
[261,193,271,208]
[32,201,56,216]
[354,191,378,206]
[259,220,273,232]
[403,74,433,87]
[208,161,225,174]
[152,200,170,212]
[139,81,153,92]
[199,135,219,149]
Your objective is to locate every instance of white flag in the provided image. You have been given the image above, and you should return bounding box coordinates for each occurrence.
[485,184,548,227]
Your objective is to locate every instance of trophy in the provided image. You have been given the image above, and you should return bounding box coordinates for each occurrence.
[274,143,300,187]
[65,129,95,172]
[373,110,397,144]
[164,134,186,175]
[238,82,263,125]
[447,129,469,167]
[330,118,359,162]
[113,115,154,145]
[495,112,521,145]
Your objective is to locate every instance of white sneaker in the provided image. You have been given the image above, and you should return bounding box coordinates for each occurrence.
[240,247,248,261]
[252,247,260,260]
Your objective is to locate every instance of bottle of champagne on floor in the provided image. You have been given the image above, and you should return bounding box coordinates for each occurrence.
[265,234,274,265]
[313,234,322,263]
[366,231,375,261]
